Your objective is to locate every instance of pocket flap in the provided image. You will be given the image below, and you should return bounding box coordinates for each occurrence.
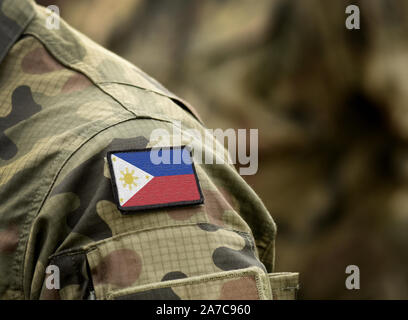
[108,267,273,300]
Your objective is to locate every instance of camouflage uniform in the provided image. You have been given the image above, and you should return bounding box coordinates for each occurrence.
[0,0,298,300]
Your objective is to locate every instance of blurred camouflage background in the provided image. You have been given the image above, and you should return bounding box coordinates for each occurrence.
[35,0,408,299]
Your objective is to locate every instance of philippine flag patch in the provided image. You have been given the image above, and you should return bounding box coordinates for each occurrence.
[107,146,204,212]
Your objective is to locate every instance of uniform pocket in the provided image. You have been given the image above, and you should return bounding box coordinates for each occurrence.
[107,266,272,300]
[45,223,294,300]
[84,224,269,299]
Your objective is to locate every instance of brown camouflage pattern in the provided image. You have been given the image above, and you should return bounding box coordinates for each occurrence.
[0,0,297,299]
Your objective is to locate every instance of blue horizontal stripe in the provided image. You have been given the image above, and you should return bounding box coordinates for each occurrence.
[114,148,194,177]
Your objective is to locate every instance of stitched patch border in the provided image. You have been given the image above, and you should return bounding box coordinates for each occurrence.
[107,146,204,213]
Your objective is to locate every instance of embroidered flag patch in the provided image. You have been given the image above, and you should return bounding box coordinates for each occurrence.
[107,146,204,212]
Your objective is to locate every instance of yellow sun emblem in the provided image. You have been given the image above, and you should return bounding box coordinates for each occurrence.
[120,167,138,190]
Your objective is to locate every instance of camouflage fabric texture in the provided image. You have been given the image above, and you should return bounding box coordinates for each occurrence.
[0,0,298,300]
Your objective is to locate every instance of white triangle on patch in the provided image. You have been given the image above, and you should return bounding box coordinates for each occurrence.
[110,154,154,206]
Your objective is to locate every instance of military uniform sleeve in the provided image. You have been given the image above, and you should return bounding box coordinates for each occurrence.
[26,115,292,300]
[0,0,298,300]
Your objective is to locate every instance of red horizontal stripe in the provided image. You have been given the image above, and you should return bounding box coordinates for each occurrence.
[123,174,201,207]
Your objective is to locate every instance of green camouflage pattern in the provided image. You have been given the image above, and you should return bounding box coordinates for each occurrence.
[0,0,297,299]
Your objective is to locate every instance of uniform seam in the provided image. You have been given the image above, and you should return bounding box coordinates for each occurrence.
[18,117,143,298]
[97,81,202,123]
[21,32,139,120]
[23,31,199,125]
[24,4,140,119]
[48,222,258,263]
[23,6,201,123]
[84,222,256,253]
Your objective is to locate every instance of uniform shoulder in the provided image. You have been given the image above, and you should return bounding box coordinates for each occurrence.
[22,2,201,122]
